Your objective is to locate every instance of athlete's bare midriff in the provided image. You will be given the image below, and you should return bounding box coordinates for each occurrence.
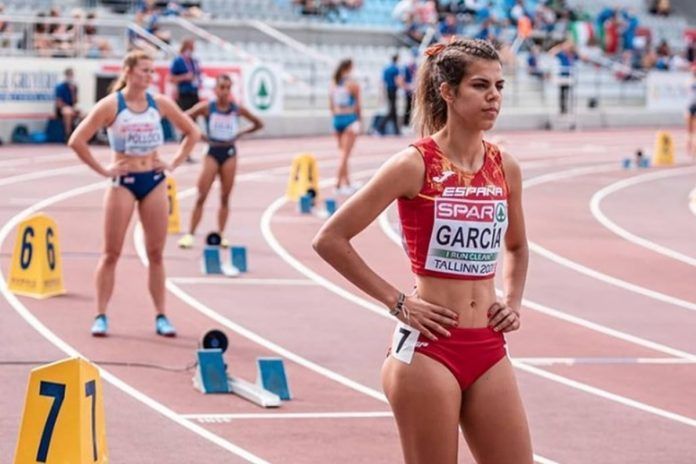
[415,274,497,328]
[114,151,159,172]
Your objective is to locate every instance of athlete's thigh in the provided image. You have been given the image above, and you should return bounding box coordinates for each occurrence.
[102,186,136,254]
[382,353,462,464]
[197,155,219,198]
[137,181,168,250]
[218,156,237,199]
[459,357,533,464]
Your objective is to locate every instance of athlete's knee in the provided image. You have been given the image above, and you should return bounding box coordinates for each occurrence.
[101,249,121,266]
[146,246,164,264]
[219,195,230,208]
[194,194,208,208]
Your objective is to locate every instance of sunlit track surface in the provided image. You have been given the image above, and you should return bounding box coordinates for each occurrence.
[1,129,694,463]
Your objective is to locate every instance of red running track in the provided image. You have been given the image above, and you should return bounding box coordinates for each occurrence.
[0,128,694,463]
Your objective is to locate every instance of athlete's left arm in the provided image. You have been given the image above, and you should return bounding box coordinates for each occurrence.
[236,106,264,139]
[155,95,201,170]
[501,151,529,316]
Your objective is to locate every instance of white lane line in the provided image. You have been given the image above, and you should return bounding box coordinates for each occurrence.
[523,165,696,313]
[183,412,394,421]
[377,211,696,361]
[0,165,88,187]
[513,361,696,428]
[529,244,696,312]
[169,277,317,286]
[134,223,387,403]
[513,357,696,366]
[589,166,696,267]
[0,182,269,464]
[690,186,696,217]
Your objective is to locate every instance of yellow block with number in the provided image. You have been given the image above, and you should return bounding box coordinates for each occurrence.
[14,357,108,463]
[652,130,675,166]
[8,212,65,299]
[166,176,181,234]
[286,153,320,201]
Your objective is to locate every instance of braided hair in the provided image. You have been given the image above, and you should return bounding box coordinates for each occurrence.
[413,39,500,137]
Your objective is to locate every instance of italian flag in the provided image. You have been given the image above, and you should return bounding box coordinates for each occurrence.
[571,21,594,46]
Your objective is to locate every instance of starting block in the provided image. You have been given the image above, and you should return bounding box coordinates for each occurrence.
[325,198,337,216]
[193,344,281,408]
[201,233,243,277]
[299,193,313,214]
[230,246,247,272]
[257,358,291,401]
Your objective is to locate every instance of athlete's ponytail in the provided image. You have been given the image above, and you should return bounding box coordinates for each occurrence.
[413,39,500,137]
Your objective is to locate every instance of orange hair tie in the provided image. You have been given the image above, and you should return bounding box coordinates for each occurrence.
[424,43,446,58]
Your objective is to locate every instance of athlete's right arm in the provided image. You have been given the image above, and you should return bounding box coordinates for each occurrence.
[312,148,459,339]
[68,95,127,178]
[185,100,209,121]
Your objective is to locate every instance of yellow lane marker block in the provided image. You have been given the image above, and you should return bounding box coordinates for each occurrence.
[14,358,108,463]
[167,176,181,234]
[8,212,65,299]
[286,153,319,201]
[652,130,675,166]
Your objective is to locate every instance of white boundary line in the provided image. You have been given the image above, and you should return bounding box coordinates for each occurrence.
[690,186,696,218]
[182,412,394,421]
[589,166,696,267]
[512,362,696,427]
[169,277,317,286]
[522,165,696,313]
[512,357,696,366]
[0,182,270,464]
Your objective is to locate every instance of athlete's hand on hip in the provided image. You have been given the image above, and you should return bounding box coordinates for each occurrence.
[103,159,129,178]
[152,157,171,173]
[488,302,520,333]
[399,293,459,341]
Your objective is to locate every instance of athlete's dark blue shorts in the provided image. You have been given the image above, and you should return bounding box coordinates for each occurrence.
[113,170,166,201]
[207,144,237,166]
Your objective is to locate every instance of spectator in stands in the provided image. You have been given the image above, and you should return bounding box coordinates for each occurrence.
[621,9,638,52]
[438,13,458,42]
[84,11,113,58]
[0,3,12,49]
[330,58,362,194]
[655,39,671,70]
[33,12,52,56]
[649,0,670,17]
[55,68,81,142]
[548,40,578,114]
[170,37,202,112]
[403,13,426,46]
[377,54,403,136]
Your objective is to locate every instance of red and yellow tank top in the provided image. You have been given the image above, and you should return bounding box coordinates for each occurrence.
[397,137,509,280]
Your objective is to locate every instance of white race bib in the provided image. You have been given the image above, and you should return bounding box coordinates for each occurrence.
[391,322,420,364]
[425,197,508,278]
